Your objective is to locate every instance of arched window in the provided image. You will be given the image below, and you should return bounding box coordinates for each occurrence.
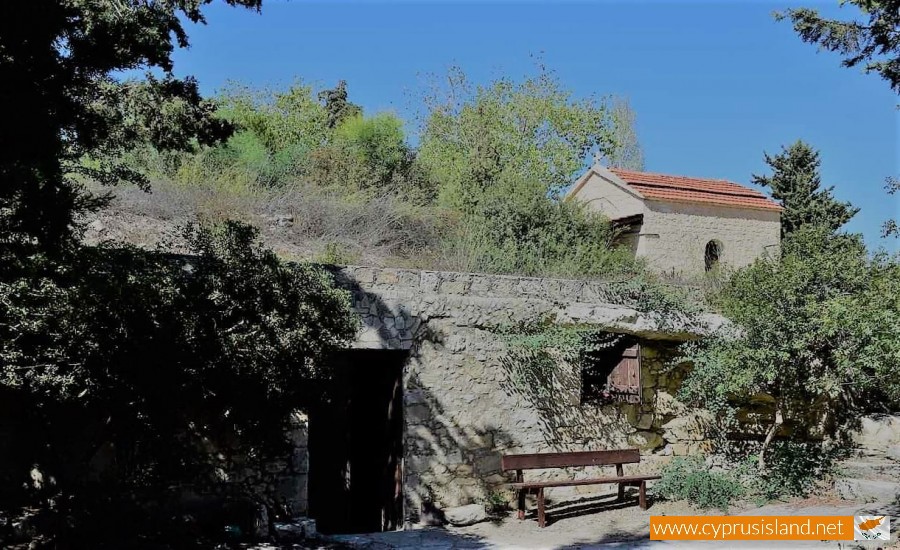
[704,240,722,272]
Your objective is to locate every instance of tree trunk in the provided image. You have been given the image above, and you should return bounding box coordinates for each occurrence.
[758,405,784,470]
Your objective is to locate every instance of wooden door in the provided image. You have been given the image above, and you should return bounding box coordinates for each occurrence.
[308,350,405,534]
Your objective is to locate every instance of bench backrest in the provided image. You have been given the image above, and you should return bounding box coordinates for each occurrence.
[501,449,640,471]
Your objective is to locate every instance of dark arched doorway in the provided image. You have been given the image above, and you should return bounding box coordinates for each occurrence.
[704,240,722,272]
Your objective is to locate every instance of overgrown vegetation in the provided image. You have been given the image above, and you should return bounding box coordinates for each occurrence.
[657,440,842,510]
[678,227,900,470]
[0,222,357,545]
[0,1,363,546]
[120,64,651,279]
[655,457,746,511]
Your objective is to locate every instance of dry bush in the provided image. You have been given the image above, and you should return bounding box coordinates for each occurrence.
[83,179,449,267]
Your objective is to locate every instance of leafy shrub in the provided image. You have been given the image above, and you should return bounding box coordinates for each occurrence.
[0,221,358,544]
[314,241,361,265]
[749,441,837,501]
[655,456,745,511]
[484,491,510,515]
[438,198,642,279]
[335,113,408,185]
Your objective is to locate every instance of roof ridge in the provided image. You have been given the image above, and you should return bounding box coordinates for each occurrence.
[628,181,768,198]
[609,167,736,183]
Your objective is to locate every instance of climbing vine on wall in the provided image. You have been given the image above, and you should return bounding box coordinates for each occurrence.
[494,317,629,404]
[493,278,704,408]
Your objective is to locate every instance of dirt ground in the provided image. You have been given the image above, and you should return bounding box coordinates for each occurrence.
[327,487,897,550]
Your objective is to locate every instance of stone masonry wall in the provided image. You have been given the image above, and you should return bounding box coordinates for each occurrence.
[641,201,781,277]
[340,267,717,523]
[264,266,723,523]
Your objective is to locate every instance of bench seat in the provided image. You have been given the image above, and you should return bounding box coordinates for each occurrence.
[509,474,660,490]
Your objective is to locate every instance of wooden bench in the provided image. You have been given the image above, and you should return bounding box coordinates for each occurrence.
[501,449,660,527]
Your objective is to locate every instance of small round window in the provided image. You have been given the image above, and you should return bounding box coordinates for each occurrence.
[704,240,723,272]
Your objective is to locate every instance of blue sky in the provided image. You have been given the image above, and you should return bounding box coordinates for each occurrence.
[170,0,898,251]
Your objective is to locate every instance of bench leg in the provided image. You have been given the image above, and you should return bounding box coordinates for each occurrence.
[517,488,526,520]
[537,488,546,528]
[616,463,625,502]
[638,480,648,510]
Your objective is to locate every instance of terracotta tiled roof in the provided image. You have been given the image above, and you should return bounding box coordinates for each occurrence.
[610,168,783,212]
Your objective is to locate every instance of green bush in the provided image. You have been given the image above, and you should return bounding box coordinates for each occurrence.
[655,456,745,511]
[438,197,642,279]
[0,221,358,543]
[749,441,837,501]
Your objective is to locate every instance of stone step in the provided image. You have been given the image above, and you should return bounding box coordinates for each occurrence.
[839,459,900,474]
[854,447,889,459]
[835,478,900,502]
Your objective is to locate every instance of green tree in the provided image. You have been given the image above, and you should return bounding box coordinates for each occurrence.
[597,98,645,171]
[1,0,259,258]
[0,222,357,543]
[775,1,900,94]
[217,81,331,156]
[776,3,899,238]
[319,80,363,128]
[335,113,411,186]
[679,227,900,469]
[0,1,365,543]
[883,176,900,237]
[418,65,616,210]
[751,141,858,238]
[417,65,640,276]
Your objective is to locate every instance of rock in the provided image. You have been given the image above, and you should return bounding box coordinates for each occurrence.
[637,413,655,430]
[274,518,316,540]
[655,391,688,417]
[627,430,664,451]
[855,415,900,450]
[886,444,900,462]
[661,412,712,442]
[474,454,501,475]
[835,478,900,502]
[87,219,105,233]
[444,503,487,526]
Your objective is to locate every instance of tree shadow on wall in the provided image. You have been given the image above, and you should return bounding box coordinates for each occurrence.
[323,271,521,532]
[498,346,628,453]
[325,270,668,541]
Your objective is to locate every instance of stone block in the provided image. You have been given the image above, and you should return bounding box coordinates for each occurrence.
[444,504,487,526]
[661,412,712,442]
[637,413,655,430]
[516,279,544,296]
[474,454,501,475]
[420,271,441,291]
[352,268,376,284]
[470,277,494,293]
[377,270,401,285]
[628,430,664,451]
[440,281,469,295]
[655,391,688,417]
[671,443,691,456]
